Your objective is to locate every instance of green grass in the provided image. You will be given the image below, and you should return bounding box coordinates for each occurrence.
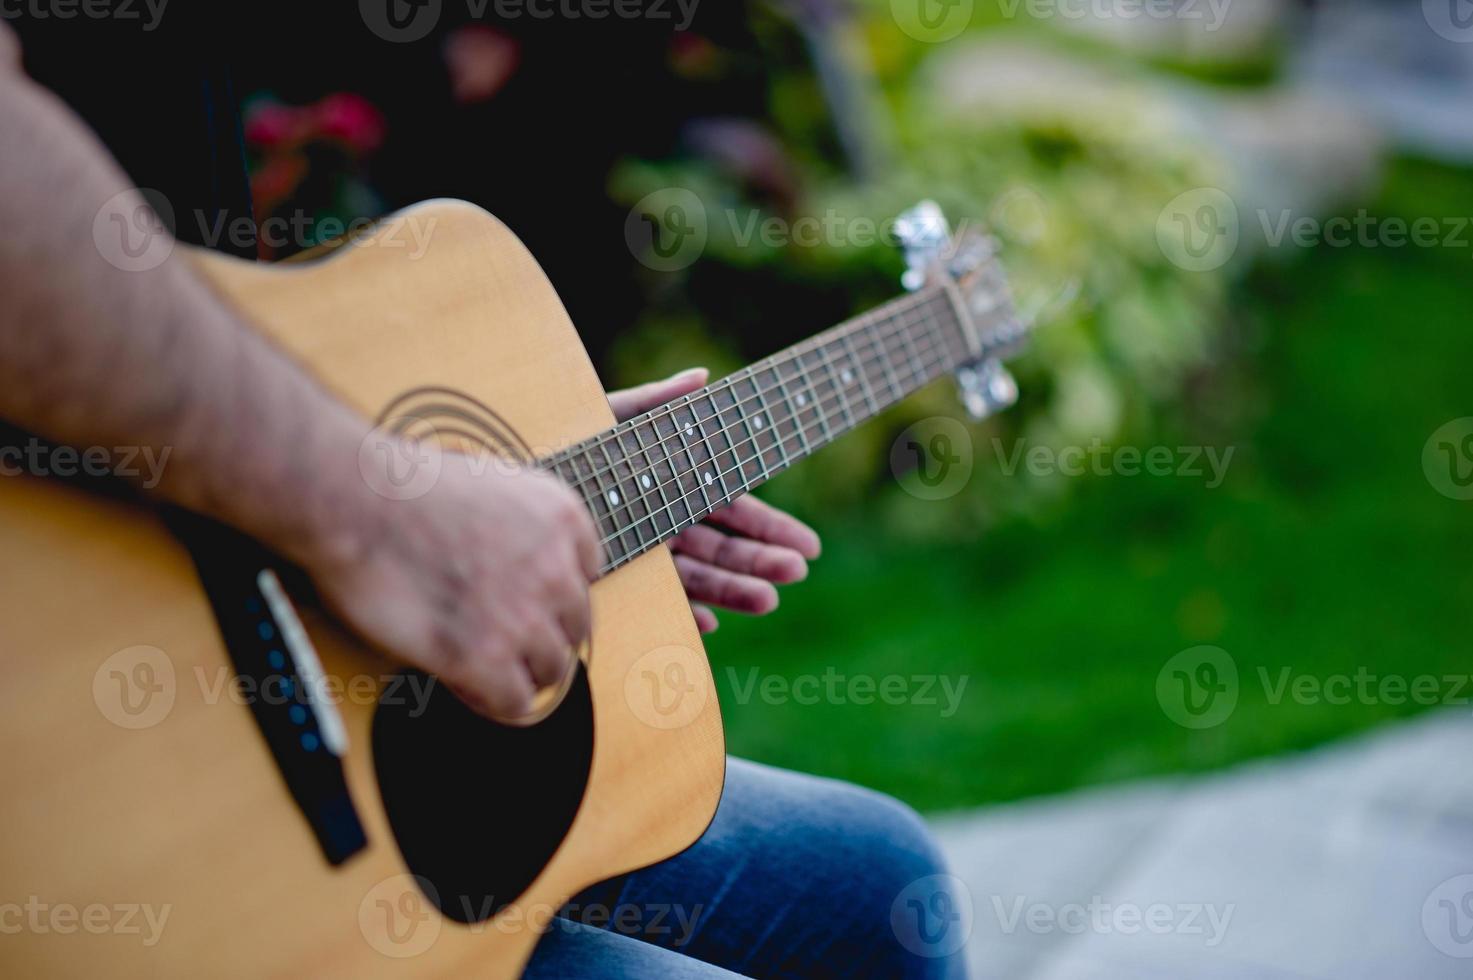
[703,158,1473,812]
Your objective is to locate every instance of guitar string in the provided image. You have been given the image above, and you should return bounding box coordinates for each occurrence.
[587,294,959,555]
[590,297,959,561]
[540,285,953,478]
[593,316,956,570]
[556,287,963,494]
[581,294,953,539]
[549,257,1012,493]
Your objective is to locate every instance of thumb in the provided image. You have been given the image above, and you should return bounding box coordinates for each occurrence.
[607,367,709,421]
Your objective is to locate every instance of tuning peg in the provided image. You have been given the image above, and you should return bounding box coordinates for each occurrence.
[895,200,950,292]
[955,359,1018,421]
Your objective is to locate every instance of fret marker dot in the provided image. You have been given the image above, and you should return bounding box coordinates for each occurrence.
[640,474,652,489]
[753,416,764,430]
[795,393,807,407]
[685,424,694,436]
[607,490,620,506]
[704,472,713,486]
[841,369,853,383]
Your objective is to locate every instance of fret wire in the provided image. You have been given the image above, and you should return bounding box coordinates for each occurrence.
[597,297,956,560]
[839,329,880,416]
[717,377,763,491]
[614,437,651,555]
[674,399,714,516]
[573,288,957,509]
[742,375,773,485]
[630,416,673,539]
[695,391,735,506]
[755,368,790,472]
[800,347,835,446]
[606,437,638,555]
[616,431,653,552]
[870,314,906,403]
[655,408,694,532]
[774,362,811,459]
[585,444,626,567]
[898,314,928,391]
[596,441,637,560]
[817,341,855,431]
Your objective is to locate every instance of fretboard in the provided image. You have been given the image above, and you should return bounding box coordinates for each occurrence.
[542,285,969,575]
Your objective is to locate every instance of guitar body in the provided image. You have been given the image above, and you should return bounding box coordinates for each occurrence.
[0,201,724,977]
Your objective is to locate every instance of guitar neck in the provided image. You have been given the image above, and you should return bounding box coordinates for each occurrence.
[544,285,970,575]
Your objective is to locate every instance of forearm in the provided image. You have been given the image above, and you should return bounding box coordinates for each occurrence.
[0,31,371,565]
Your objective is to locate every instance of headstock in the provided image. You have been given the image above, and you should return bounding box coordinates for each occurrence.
[894,201,1028,420]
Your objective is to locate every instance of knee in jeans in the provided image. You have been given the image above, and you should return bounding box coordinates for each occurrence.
[829,785,965,976]
[844,784,950,883]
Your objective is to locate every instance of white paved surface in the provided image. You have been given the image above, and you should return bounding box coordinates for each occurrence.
[932,711,1473,978]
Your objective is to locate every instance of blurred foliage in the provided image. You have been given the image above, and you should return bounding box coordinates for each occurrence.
[706,157,1473,810]
[608,5,1237,537]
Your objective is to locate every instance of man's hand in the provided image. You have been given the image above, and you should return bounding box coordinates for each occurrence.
[0,41,607,725]
[608,369,821,633]
[302,453,601,722]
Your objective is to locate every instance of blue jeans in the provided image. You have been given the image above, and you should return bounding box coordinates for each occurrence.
[523,758,970,979]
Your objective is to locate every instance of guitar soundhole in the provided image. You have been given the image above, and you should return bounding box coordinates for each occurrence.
[371,665,595,924]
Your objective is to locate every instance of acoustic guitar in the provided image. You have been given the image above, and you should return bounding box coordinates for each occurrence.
[0,199,1025,977]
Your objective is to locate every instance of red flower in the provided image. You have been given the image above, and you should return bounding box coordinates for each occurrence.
[313,93,387,156]
[243,101,310,150]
